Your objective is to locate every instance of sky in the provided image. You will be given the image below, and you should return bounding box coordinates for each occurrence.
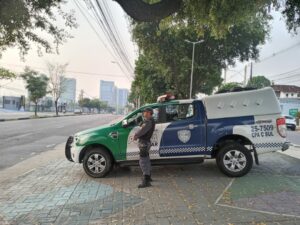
[0,0,137,99]
[225,11,300,86]
[0,2,300,99]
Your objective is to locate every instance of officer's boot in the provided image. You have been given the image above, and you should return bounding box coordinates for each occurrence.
[138,175,151,188]
[147,174,153,182]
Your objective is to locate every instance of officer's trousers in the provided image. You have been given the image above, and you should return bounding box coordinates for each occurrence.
[138,141,151,176]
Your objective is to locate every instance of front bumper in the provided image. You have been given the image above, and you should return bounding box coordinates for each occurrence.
[282,142,290,152]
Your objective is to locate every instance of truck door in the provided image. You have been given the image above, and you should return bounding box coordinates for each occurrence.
[159,101,207,157]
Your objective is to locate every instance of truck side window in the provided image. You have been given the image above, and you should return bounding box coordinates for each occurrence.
[158,104,195,123]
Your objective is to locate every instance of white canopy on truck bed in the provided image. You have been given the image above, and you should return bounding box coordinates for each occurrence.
[203,87,281,119]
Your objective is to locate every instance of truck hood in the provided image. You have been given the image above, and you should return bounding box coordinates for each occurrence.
[75,124,114,136]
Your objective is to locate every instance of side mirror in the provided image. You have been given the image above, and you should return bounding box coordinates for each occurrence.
[122,119,128,127]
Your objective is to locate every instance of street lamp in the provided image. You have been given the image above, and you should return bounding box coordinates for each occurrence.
[185,39,204,99]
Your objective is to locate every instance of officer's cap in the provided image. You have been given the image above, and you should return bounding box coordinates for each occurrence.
[142,107,153,114]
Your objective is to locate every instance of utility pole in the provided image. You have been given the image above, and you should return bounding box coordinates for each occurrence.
[250,62,253,81]
[224,67,227,83]
[185,39,204,99]
[244,65,247,86]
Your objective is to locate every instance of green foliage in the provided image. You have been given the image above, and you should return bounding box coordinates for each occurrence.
[0,67,16,80]
[129,54,168,105]
[247,75,271,89]
[219,82,242,92]
[21,68,49,116]
[78,97,108,112]
[282,0,300,33]
[78,98,91,109]
[0,0,77,57]
[118,0,300,35]
[129,2,270,104]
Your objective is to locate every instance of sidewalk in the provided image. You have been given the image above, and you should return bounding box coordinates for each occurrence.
[280,144,300,159]
[0,145,300,225]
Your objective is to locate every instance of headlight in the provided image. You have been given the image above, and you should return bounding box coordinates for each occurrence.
[75,134,90,145]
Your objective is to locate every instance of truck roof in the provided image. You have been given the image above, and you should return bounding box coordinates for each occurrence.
[203,87,281,119]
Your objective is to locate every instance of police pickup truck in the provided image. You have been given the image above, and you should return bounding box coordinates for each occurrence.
[65,87,289,178]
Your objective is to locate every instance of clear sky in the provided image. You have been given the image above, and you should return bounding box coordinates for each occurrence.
[0,0,137,98]
[0,2,300,99]
[225,11,300,86]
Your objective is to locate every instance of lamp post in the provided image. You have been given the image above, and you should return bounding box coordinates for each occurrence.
[185,39,204,99]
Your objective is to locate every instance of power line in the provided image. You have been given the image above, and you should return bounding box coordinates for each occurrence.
[0,62,127,78]
[268,66,300,78]
[73,0,133,81]
[86,0,134,79]
[227,42,300,82]
[256,41,300,64]
[272,73,300,81]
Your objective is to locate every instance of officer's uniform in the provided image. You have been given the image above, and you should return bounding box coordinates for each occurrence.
[134,110,155,188]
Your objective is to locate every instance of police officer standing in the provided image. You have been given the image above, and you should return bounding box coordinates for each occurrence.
[134,108,155,188]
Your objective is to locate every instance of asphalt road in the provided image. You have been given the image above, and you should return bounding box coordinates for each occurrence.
[287,130,300,145]
[0,114,120,170]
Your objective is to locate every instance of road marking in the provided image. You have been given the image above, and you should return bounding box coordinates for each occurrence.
[214,178,235,205]
[46,144,56,148]
[215,178,300,219]
[216,202,300,219]
[17,169,36,179]
[5,132,33,141]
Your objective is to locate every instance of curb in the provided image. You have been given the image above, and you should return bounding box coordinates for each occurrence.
[0,113,97,122]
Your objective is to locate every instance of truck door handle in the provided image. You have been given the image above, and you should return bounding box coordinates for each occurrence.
[188,124,198,130]
[109,131,118,139]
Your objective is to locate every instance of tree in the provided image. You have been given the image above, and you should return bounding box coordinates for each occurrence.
[47,62,68,116]
[115,0,300,35]
[21,68,48,117]
[129,6,269,102]
[218,82,243,92]
[114,0,181,22]
[0,0,77,58]
[247,75,271,89]
[0,67,16,80]
[90,98,101,112]
[78,97,91,112]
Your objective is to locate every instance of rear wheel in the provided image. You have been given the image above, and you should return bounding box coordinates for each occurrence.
[216,143,253,177]
[83,148,113,178]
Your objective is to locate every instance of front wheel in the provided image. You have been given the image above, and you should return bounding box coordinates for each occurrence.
[216,143,253,177]
[83,148,113,178]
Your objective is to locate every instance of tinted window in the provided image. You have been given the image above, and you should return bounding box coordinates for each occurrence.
[157,103,195,123]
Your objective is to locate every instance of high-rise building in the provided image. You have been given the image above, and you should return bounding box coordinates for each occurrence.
[60,78,76,104]
[117,88,129,108]
[100,80,116,106]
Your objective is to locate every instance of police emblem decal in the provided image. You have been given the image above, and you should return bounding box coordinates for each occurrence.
[177,130,191,143]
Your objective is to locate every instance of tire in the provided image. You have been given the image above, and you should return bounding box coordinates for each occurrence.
[82,148,113,178]
[216,143,253,177]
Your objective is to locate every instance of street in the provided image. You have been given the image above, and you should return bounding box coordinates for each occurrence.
[0,114,120,170]
[287,130,300,145]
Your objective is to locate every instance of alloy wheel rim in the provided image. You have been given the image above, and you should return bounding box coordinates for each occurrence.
[223,150,247,172]
[87,153,106,173]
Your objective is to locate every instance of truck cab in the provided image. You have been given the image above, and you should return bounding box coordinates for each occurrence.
[65,87,289,178]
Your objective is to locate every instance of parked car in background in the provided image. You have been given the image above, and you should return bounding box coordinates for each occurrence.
[284,115,296,131]
[74,109,82,115]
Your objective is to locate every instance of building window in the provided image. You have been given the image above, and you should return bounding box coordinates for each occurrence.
[291,93,294,97]
[286,93,288,97]
[298,93,300,98]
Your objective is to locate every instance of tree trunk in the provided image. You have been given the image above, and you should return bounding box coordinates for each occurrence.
[35,102,38,117]
[114,0,182,22]
[55,100,58,116]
